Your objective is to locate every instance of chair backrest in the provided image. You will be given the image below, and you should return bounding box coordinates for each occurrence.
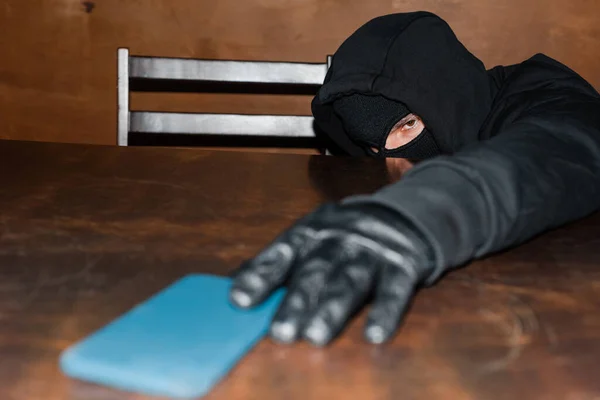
[117,48,331,148]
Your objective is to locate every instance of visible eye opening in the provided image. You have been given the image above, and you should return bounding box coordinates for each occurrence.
[384,114,425,150]
[369,114,425,154]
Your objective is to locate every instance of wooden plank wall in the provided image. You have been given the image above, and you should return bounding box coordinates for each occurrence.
[0,0,598,146]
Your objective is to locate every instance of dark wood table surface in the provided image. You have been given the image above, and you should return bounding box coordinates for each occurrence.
[1,139,600,400]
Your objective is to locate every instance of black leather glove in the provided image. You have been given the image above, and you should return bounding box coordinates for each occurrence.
[229,202,436,346]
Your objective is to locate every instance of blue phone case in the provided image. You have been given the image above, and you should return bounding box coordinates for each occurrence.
[59,274,285,399]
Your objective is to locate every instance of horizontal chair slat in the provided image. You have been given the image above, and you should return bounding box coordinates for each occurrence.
[130,112,316,137]
[129,57,328,85]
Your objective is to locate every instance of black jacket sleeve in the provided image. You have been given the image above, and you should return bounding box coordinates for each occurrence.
[344,85,600,283]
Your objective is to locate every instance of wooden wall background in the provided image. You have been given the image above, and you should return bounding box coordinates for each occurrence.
[0,0,599,145]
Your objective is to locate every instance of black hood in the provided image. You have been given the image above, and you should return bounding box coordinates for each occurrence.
[312,12,496,156]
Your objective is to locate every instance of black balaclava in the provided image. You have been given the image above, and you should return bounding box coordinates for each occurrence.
[332,93,441,159]
[311,12,495,158]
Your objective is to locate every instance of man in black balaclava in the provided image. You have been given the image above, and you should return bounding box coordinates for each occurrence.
[229,12,600,345]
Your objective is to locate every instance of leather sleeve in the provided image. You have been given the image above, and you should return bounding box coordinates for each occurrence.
[344,90,600,282]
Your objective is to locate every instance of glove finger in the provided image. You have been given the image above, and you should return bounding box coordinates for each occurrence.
[268,238,341,344]
[364,263,417,344]
[230,230,304,308]
[301,249,377,346]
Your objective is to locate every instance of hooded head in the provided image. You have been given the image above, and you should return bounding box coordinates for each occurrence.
[312,12,495,158]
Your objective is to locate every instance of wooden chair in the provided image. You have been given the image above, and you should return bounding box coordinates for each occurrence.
[117,48,331,151]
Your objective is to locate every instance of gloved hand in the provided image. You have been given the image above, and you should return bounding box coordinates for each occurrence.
[229,202,436,346]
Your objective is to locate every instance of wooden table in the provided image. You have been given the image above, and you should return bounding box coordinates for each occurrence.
[1,140,599,400]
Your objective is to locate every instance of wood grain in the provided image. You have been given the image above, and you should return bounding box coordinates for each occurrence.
[1,139,600,399]
[1,0,599,146]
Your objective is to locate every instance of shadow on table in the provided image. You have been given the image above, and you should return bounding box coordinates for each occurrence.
[307,155,394,202]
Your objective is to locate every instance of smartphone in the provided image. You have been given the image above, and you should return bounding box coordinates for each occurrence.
[60,274,285,399]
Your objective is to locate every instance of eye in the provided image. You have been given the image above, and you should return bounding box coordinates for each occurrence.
[403,119,417,129]
[384,114,425,150]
